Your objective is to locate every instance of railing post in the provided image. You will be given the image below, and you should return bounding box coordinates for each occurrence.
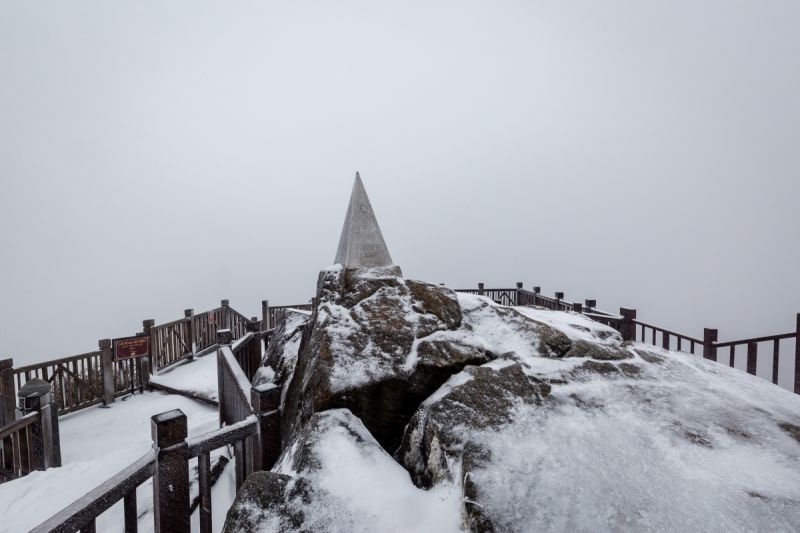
[515,282,523,306]
[619,308,637,342]
[37,382,61,468]
[251,383,281,471]
[151,409,190,533]
[185,309,195,360]
[746,341,758,376]
[555,292,564,311]
[19,380,60,470]
[261,299,270,331]
[477,283,485,296]
[143,319,155,383]
[703,328,718,361]
[533,286,541,306]
[573,302,583,313]
[585,299,596,312]
[794,313,800,394]
[0,358,15,426]
[99,339,115,406]
[221,299,231,330]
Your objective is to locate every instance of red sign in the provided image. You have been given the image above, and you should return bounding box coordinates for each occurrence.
[113,335,150,361]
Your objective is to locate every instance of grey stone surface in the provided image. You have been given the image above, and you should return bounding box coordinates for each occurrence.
[334,173,394,268]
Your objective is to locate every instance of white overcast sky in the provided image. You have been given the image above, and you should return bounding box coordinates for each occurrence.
[1,1,798,381]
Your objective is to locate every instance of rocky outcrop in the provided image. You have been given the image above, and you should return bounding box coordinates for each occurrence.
[281,266,492,454]
[260,308,310,399]
[239,270,800,533]
[398,362,551,488]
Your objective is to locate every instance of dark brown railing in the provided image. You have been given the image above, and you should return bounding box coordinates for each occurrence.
[7,300,256,420]
[31,331,281,533]
[12,351,138,415]
[0,412,41,481]
[261,300,313,331]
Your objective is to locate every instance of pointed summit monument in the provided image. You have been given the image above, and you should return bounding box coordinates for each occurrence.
[335,173,394,268]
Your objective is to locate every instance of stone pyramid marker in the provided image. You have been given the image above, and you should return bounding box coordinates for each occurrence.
[335,172,394,268]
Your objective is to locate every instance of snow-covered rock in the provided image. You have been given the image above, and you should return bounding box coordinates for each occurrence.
[280,266,494,453]
[260,308,311,404]
[223,409,463,533]
[246,272,800,533]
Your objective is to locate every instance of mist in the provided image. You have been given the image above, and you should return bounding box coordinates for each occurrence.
[1,1,798,381]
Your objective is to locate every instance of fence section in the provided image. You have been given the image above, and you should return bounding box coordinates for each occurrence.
[31,330,281,533]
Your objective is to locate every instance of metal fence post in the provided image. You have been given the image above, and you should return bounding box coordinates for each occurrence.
[515,282,523,306]
[152,409,190,533]
[0,358,15,426]
[555,292,564,311]
[585,299,596,312]
[99,339,115,406]
[703,328,718,361]
[478,283,485,296]
[251,383,281,471]
[619,308,637,342]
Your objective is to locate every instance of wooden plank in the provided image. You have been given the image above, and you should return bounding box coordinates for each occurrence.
[198,452,212,533]
[124,489,138,533]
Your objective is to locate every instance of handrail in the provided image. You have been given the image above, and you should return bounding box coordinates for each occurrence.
[14,352,101,374]
[714,332,796,348]
[30,451,156,533]
[187,416,257,458]
[0,411,38,440]
[633,320,704,344]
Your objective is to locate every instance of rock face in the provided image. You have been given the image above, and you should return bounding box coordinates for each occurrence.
[230,272,800,533]
[281,266,493,453]
[260,308,310,402]
[398,362,552,488]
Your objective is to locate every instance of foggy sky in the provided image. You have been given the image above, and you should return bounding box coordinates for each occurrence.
[1,2,798,388]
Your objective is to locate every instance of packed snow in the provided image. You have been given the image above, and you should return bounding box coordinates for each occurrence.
[273,409,463,533]
[469,346,800,532]
[0,390,235,533]
[149,352,220,403]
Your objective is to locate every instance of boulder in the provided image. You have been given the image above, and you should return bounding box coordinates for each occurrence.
[281,266,490,454]
[398,362,551,488]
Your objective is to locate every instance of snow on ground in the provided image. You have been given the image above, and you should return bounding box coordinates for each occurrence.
[274,409,463,533]
[469,345,800,533]
[0,390,234,533]
[149,353,219,403]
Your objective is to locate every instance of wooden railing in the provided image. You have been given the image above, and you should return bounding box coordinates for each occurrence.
[149,300,252,372]
[5,300,256,420]
[31,329,282,533]
[261,300,313,331]
[30,414,259,533]
[0,412,41,481]
[0,378,61,484]
[459,283,800,395]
